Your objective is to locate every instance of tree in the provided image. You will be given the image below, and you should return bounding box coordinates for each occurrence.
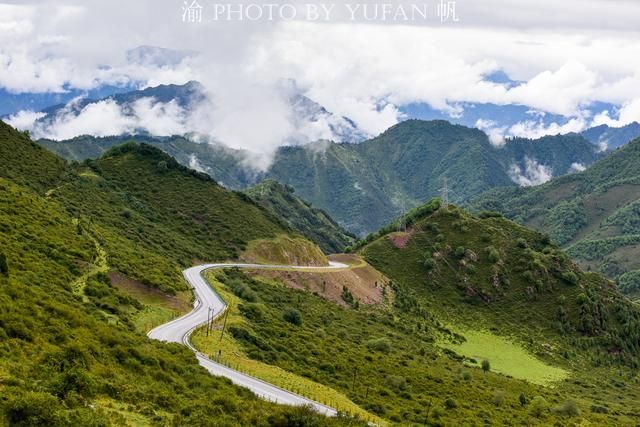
[481,359,491,373]
[0,253,8,276]
[283,308,302,326]
[519,392,528,406]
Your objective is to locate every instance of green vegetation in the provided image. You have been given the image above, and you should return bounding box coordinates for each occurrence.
[441,330,568,386]
[245,180,356,253]
[39,120,600,236]
[242,234,328,266]
[471,137,640,298]
[50,141,288,293]
[187,262,640,425]
[0,121,351,425]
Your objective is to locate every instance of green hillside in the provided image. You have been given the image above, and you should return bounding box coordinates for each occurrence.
[50,141,290,293]
[38,120,600,236]
[245,180,356,253]
[187,202,640,425]
[356,202,640,423]
[470,138,640,298]
[0,122,347,425]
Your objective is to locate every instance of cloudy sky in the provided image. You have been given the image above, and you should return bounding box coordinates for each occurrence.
[2,0,640,155]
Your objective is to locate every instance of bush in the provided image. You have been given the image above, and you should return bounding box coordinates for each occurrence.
[561,271,579,286]
[454,246,466,259]
[366,337,392,353]
[516,238,528,249]
[283,308,302,326]
[0,252,8,276]
[486,247,501,264]
[444,397,458,409]
[481,359,491,373]
[423,257,436,270]
[552,400,580,417]
[492,390,506,407]
[529,396,548,418]
[519,392,528,406]
[385,375,408,391]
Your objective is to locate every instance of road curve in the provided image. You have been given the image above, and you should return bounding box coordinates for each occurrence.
[148,261,349,416]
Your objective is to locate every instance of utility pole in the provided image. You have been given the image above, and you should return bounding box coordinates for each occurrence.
[206,307,211,336]
[219,305,231,342]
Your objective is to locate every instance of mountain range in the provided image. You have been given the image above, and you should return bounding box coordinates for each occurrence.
[471,137,640,298]
[40,119,603,236]
[6,117,640,424]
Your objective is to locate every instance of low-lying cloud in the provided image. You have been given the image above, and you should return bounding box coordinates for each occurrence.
[508,157,553,187]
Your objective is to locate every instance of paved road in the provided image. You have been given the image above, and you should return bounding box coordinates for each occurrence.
[148,261,349,416]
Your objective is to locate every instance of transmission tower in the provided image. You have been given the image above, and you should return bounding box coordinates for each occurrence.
[397,199,407,232]
[440,177,449,208]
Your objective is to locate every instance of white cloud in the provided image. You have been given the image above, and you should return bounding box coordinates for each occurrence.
[592,99,640,127]
[3,1,640,164]
[508,157,553,186]
[5,110,45,130]
[507,117,587,140]
[475,118,506,146]
[188,154,209,173]
[569,162,586,173]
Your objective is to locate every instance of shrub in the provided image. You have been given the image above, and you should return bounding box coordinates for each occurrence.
[552,400,580,417]
[561,271,579,286]
[462,371,472,381]
[529,396,548,418]
[516,238,528,249]
[492,390,506,407]
[0,252,8,276]
[486,247,501,263]
[385,375,408,391]
[481,359,491,373]
[444,397,458,409]
[519,392,528,406]
[366,337,392,353]
[454,246,466,259]
[479,211,503,219]
[423,257,436,270]
[283,308,302,326]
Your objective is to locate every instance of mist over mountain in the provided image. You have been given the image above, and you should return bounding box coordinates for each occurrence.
[39,119,602,236]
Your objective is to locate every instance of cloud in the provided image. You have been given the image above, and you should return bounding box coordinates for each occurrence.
[506,117,588,140]
[5,110,45,130]
[475,119,506,146]
[188,153,209,174]
[27,97,190,140]
[592,99,640,128]
[508,157,553,186]
[3,0,640,167]
[569,162,587,173]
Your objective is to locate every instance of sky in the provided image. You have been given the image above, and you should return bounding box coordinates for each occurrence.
[2,0,640,159]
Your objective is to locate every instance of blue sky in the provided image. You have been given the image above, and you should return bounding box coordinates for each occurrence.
[1,0,640,147]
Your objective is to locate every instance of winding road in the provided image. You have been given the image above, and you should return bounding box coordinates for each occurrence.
[148,261,349,416]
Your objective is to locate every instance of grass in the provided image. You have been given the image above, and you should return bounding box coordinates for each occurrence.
[440,329,570,386]
[191,270,382,423]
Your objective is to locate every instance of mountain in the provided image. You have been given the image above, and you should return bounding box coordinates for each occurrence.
[581,122,640,151]
[0,121,340,424]
[244,179,356,253]
[38,120,602,236]
[24,81,368,144]
[470,138,640,297]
